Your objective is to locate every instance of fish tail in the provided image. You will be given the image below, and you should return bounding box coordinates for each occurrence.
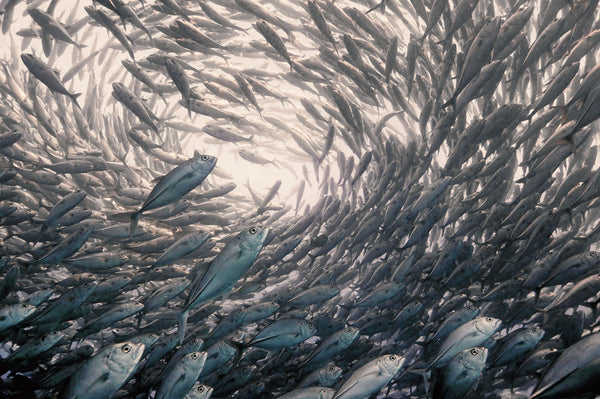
[70,93,82,111]
[408,368,431,393]
[178,309,189,344]
[159,93,168,106]
[35,223,48,244]
[365,1,380,14]
[130,211,140,237]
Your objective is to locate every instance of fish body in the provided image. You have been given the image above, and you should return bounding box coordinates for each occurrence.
[434,347,487,399]
[156,351,207,399]
[63,342,144,399]
[248,318,316,351]
[332,354,404,399]
[21,53,81,108]
[129,153,217,233]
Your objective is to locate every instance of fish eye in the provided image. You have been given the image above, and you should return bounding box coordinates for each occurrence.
[201,155,209,161]
[470,349,478,355]
[308,323,314,329]
[532,327,539,332]
[346,327,353,333]
[389,355,396,360]
[192,352,199,359]
[249,227,257,234]
[198,386,205,392]
[486,317,493,322]
[329,365,336,371]
[122,344,131,353]
[467,305,475,310]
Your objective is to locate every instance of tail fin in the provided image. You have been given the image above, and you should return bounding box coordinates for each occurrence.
[35,223,48,244]
[408,368,431,393]
[178,309,189,344]
[70,93,82,111]
[366,0,385,14]
[130,211,140,237]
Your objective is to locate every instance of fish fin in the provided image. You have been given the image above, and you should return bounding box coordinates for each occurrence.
[441,94,456,110]
[177,309,189,344]
[130,211,140,236]
[35,223,48,245]
[408,368,431,393]
[365,1,383,14]
[42,33,52,57]
[70,93,82,111]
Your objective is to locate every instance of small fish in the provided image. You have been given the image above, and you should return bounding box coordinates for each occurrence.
[21,53,81,109]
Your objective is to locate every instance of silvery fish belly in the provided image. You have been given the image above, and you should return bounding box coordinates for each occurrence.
[5,0,600,398]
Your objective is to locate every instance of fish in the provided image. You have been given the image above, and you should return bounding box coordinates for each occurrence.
[124,152,217,234]
[21,53,81,109]
[179,226,268,342]
[332,354,405,399]
[433,347,488,399]
[62,342,145,399]
[155,351,207,399]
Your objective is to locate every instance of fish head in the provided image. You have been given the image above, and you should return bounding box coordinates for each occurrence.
[104,342,145,374]
[186,336,205,351]
[238,226,269,251]
[192,230,211,244]
[340,325,360,344]
[74,281,98,299]
[13,303,37,319]
[300,319,317,338]
[20,53,37,68]
[26,8,44,21]
[379,354,405,376]
[322,362,342,381]
[459,347,488,371]
[183,351,207,370]
[526,326,545,342]
[318,388,335,399]
[190,384,212,399]
[190,153,217,174]
[475,316,502,335]
[463,303,481,319]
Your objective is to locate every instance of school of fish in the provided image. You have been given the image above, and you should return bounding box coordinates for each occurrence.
[1,0,600,398]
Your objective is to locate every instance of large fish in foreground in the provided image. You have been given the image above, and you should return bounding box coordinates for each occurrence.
[62,342,145,399]
[178,226,268,342]
[124,152,217,234]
